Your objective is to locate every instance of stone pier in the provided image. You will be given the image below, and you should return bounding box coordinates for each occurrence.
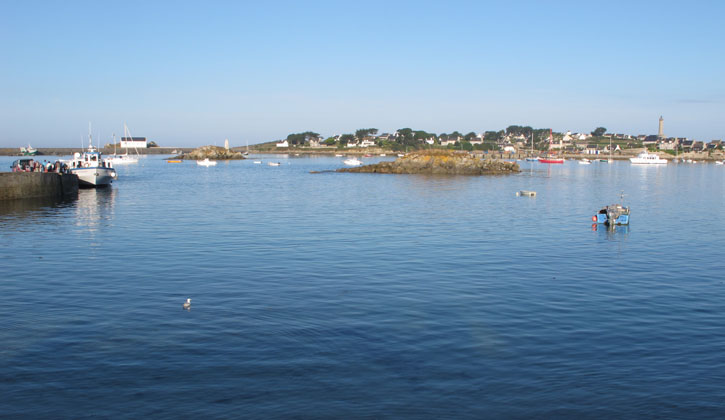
[0,172,79,201]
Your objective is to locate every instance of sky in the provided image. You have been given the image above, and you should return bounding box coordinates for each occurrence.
[1,0,724,147]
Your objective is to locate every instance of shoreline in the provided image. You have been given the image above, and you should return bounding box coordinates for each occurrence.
[1,147,722,161]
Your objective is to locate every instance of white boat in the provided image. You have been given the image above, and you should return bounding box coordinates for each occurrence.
[343,157,363,166]
[268,162,281,166]
[108,154,138,165]
[578,158,591,165]
[716,160,724,165]
[335,154,344,157]
[197,158,217,166]
[107,125,139,165]
[69,128,117,187]
[630,151,668,164]
[253,160,262,164]
[380,153,386,156]
[397,153,405,157]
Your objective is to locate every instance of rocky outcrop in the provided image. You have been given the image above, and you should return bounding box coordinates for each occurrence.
[176,145,245,160]
[337,150,519,175]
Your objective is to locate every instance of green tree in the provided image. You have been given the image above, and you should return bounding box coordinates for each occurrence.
[355,128,378,141]
[339,134,355,145]
[592,127,607,137]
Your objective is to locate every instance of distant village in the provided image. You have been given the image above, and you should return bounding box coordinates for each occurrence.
[269,117,723,155]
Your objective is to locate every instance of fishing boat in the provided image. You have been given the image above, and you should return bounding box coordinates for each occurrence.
[539,129,564,164]
[343,157,363,166]
[20,144,38,156]
[196,158,217,166]
[593,204,630,226]
[68,128,117,187]
[630,150,668,164]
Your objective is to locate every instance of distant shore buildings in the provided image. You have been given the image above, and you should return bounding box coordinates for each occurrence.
[120,137,148,148]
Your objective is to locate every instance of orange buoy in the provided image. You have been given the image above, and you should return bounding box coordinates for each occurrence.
[591,215,597,222]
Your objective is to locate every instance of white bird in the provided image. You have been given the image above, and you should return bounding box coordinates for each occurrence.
[182,298,191,310]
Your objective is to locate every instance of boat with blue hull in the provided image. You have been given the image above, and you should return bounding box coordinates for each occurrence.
[594,204,630,226]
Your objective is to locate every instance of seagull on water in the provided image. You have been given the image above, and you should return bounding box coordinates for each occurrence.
[182,298,191,310]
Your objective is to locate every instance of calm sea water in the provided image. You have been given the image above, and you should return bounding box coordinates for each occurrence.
[1,155,724,418]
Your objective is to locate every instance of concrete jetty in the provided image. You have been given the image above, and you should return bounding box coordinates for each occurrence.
[0,173,79,201]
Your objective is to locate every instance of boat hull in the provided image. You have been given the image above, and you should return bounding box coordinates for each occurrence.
[539,158,564,164]
[71,167,116,187]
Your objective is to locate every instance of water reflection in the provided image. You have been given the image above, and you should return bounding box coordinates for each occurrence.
[75,187,116,231]
[0,195,77,223]
[592,223,630,239]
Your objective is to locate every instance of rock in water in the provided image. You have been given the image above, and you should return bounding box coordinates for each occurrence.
[337,150,519,175]
[175,145,245,160]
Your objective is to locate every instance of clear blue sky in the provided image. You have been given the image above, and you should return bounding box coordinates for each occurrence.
[1,0,724,147]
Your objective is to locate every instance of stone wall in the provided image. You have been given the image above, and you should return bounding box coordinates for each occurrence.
[0,173,79,201]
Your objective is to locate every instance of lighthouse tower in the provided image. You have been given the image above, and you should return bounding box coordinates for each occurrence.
[657,116,664,139]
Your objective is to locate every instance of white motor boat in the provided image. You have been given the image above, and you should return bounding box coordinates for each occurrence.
[343,157,363,166]
[69,136,117,187]
[253,160,262,164]
[197,158,217,166]
[268,162,281,166]
[630,151,668,164]
[578,158,592,165]
[716,160,724,165]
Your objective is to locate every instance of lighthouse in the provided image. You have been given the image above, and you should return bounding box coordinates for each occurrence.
[658,116,664,139]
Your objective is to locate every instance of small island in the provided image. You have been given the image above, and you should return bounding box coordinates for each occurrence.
[174,145,245,160]
[337,150,520,175]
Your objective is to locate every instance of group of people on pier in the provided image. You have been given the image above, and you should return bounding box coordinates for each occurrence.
[11,159,69,174]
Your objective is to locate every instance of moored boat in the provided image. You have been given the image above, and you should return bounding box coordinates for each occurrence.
[539,157,564,164]
[343,157,363,166]
[630,151,668,164]
[593,204,630,226]
[20,144,38,156]
[539,129,564,164]
[68,142,117,187]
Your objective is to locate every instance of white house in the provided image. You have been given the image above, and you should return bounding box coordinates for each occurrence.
[439,139,456,146]
[425,137,435,145]
[503,145,516,153]
[120,137,147,148]
[276,140,289,148]
[360,139,376,147]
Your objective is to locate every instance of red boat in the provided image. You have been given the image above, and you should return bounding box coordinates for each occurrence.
[539,129,564,164]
